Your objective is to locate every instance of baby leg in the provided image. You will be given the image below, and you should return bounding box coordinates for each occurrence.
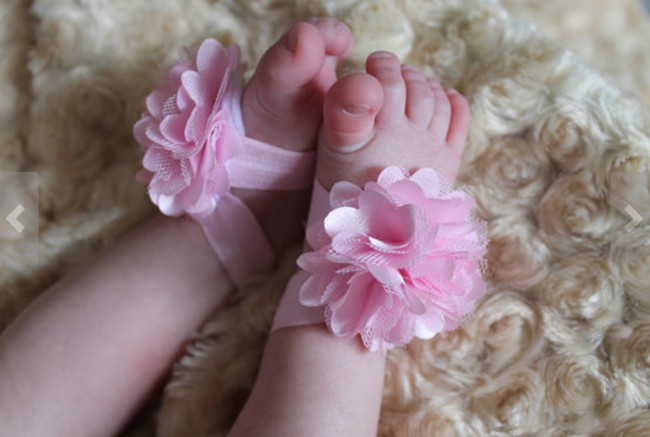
[229,53,471,436]
[0,18,353,437]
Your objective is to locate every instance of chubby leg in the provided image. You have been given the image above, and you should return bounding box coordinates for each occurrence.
[0,216,228,436]
[229,53,470,437]
[0,18,353,437]
[229,326,386,437]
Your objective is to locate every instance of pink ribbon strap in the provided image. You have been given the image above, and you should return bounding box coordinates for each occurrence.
[273,166,489,352]
[133,39,314,286]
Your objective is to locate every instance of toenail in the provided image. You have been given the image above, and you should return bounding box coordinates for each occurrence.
[342,104,371,116]
[285,27,300,52]
[370,51,395,59]
[447,88,459,95]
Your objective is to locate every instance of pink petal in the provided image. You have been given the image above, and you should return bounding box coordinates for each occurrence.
[298,274,321,307]
[160,93,179,117]
[142,147,172,175]
[145,123,177,150]
[402,288,426,315]
[383,309,413,346]
[176,87,193,112]
[184,107,209,145]
[300,269,348,307]
[324,206,368,237]
[358,189,418,246]
[152,175,196,216]
[172,172,206,212]
[368,264,403,287]
[367,235,412,253]
[328,273,382,336]
[329,181,362,208]
[133,117,151,148]
[181,70,210,108]
[366,203,417,247]
[410,257,454,282]
[148,169,189,199]
[330,231,415,270]
[420,198,475,225]
[386,180,426,206]
[195,39,224,74]
[296,251,328,272]
[330,232,369,257]
[435,222,485,249]
[414,307,444,339]
[145,90,169,120]
[185,188,216,216]
[197,41,236,97]
[410,167,447,197]
[166,63,190,90]
[160,113,189,144]
[377,166,408,187]
[156,193,184,216]
[298,251,349,306]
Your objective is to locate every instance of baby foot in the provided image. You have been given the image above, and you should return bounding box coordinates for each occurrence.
[237,18,353,253]
[278,52,476,350]
[317,51,470,190]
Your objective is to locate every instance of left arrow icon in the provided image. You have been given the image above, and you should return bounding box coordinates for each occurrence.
[6,204,25,233]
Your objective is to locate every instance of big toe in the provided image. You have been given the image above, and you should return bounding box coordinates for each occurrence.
[253,22,326,104]
[243,18,353,151]
[251,18,353,104]
[318,73,383,189]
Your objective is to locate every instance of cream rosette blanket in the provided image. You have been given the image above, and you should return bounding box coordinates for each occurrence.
[1,0,649,436]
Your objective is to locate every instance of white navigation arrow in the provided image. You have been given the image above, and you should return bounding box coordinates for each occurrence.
[6,204,25,233]
[624,204,643,232]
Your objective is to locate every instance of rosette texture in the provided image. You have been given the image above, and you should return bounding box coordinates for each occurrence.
[134,39,243,217]
[298,167,489,351]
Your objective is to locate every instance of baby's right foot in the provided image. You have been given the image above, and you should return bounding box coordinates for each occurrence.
[286,52,479,350]
[316,51,470,189]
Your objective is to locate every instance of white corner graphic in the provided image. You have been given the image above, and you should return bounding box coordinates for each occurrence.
[624,204,643,232]
[6,204,25,233]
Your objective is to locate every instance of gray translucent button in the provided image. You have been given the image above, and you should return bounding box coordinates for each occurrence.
[609,162,649,232]
[0,172,39,242]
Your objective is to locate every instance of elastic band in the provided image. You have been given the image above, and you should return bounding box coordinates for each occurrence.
[272,167,489,352]
[198,194,274,286]
[227,137,315,191]
[134,39,315,286]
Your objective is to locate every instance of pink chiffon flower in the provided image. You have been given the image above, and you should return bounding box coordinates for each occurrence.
[298,167,489,351]
[133,39,244,217]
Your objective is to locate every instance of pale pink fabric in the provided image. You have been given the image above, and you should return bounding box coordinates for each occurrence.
[274,167,489,352]
[134,39,315,285]
[134,39,242,218]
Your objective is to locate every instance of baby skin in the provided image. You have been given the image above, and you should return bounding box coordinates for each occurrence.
[229,53,469,435]
[0,18,353,437]
[0,18,470,437]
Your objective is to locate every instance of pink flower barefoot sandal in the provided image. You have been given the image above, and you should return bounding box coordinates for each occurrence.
[273,167,489,352]
[134,39,315,286]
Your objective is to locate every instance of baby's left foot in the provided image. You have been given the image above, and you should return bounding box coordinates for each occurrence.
[236,18,354,254]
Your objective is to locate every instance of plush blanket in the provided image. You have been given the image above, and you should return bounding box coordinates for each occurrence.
[1,0,649,436]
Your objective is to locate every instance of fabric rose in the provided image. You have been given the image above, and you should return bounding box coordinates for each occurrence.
[298,166,489,351]
[133,39,244,217]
